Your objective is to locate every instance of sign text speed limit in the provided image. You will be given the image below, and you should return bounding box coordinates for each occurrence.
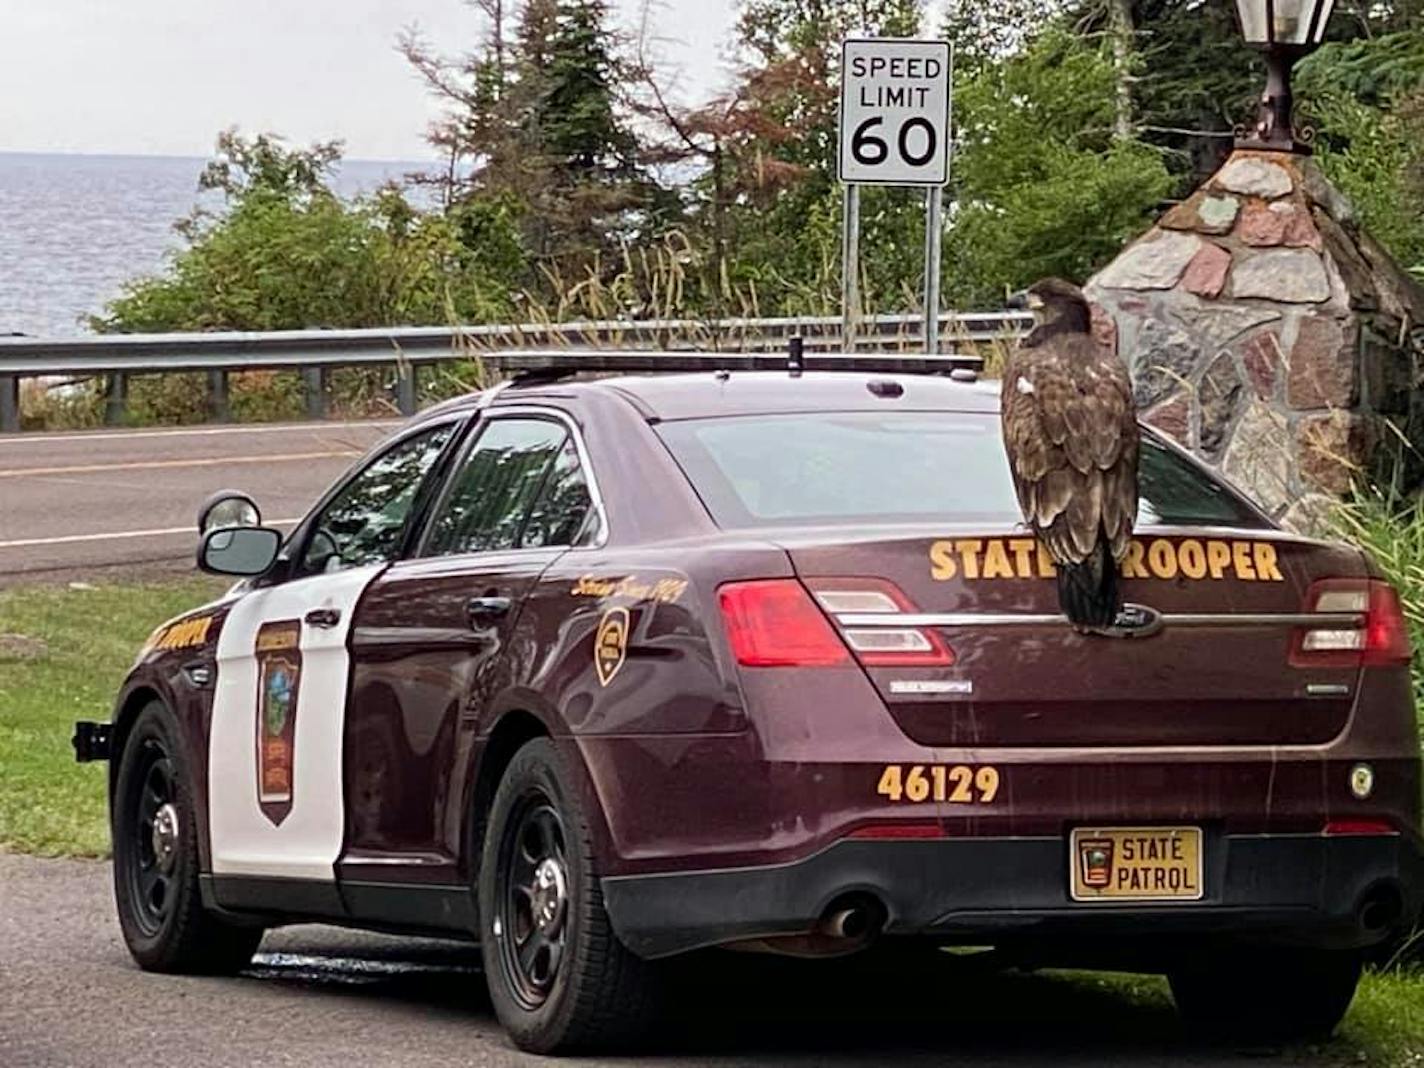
[838,38,951,186]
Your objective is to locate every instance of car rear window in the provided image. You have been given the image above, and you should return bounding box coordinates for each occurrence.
[655,411,1267,530]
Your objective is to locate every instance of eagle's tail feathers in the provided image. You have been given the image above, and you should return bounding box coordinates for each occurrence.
[1056,539,1119,630]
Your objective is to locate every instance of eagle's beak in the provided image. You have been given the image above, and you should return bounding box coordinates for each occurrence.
[1006,290,1029,310]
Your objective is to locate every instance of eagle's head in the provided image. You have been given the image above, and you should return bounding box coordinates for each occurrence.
[1008,278,1091,335]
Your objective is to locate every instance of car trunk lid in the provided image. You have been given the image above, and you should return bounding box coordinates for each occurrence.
[779,525,1368,748]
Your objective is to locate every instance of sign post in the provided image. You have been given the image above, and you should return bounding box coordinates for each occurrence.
[838,38,952,353]
[841,184,861,351]
[923,185,943,355]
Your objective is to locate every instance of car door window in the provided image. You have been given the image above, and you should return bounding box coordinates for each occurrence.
[520,437,599,548]
[423,418,570,557]
[300,422,455,575]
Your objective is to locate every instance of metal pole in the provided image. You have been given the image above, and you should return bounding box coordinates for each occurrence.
[104,373,128,426]
[0,375,19,432]
[395,361,418,416]
[206,370,229,422]
[923,185,944,355]
[841,184,861,352]
[302,367,328,419]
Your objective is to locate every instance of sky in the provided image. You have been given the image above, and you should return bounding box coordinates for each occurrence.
[0,0,740,161]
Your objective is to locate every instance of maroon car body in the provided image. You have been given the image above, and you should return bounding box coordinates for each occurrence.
[82,364,1423,1051]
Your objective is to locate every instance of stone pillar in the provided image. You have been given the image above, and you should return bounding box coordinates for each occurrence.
[1086,149,1424,533]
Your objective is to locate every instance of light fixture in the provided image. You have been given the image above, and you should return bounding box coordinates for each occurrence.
[1233,0,1337,152]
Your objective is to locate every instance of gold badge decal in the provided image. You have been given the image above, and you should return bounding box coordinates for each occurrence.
[594,607,629,687]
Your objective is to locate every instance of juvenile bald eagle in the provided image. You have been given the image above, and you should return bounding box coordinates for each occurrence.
[1001,279,1139,630]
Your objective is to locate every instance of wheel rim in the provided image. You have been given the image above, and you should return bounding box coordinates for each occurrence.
[494,792,570,1010]
[123,738,179,936]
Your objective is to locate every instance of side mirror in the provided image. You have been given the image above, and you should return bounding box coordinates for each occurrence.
[198,490,261,534]
[199,526,282,577]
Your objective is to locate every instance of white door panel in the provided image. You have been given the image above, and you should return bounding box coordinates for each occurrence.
[209,564,383,881]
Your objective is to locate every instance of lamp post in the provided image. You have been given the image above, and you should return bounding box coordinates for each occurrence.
[1233,0,1336,153]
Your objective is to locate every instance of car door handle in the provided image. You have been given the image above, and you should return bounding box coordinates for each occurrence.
[465,596,512,624]
[304,607,342,628]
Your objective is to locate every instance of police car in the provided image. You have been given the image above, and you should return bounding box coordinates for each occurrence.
[76,352,1422,1054]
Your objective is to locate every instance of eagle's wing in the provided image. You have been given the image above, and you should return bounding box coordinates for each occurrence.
[1001,335,1139,565]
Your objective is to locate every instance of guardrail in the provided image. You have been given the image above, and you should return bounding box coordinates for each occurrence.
[0,310,1030,432]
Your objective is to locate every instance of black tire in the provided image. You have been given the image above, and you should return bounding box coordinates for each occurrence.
[478,738,659,1053]
[112,700,263,974]
[1168,945,1362,1043]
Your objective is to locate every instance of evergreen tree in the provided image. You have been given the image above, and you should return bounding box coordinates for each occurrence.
[525,0,650,276]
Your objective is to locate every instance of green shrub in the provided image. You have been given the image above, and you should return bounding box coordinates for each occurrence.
[1330,485,1424,719]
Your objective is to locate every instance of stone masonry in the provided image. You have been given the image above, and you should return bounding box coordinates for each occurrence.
[1085,149,1424,533]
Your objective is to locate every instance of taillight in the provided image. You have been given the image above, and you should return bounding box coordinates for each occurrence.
[846,821,946,840]
[718,579,850,667]
[1323,819,1397,836]
[805,578,955,667]
[1293,579,1413,668]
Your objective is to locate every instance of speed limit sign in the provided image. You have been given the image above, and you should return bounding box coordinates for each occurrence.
[838,38,951,186]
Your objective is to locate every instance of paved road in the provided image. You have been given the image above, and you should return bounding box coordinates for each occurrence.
[0,853,1320,1068]
[0,421,399,584]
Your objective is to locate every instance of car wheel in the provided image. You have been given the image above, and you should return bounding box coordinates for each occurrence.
[1168,945,1362,1042]
[112,700,263,973]
[478,737,659,1053]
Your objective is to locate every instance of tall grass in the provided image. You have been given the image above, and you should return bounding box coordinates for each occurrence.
[1330,485,1424,717]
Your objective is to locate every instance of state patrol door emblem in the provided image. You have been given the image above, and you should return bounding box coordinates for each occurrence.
[255,620,302,825]
[594,607,629,687]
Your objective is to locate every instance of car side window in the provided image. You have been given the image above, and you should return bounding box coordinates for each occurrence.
[423,418,573,557]
[299,423,455,576]
[521,437,599,548]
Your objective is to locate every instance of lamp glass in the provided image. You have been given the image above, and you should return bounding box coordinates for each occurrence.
[1236,0,1335,45]
[1234,0,1268,42]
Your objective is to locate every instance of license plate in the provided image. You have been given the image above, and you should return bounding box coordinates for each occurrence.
[1069,826,1203,902]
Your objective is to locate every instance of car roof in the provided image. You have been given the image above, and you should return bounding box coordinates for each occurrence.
[479,370,1004,422]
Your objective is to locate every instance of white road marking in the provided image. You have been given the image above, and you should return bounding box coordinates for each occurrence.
[0,451,358,479]
[0,519,300,550]
[0,420,401,447]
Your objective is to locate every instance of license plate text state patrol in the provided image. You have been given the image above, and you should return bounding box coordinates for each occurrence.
[1070,827,1204,902]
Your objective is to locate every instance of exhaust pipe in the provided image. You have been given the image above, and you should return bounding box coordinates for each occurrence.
[722,895,885,958]
[816,894,885,946]
[1358,884,1404,937]
[821,907,871,940]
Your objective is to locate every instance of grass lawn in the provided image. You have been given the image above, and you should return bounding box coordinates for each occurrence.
[0,577,225,856]
[2,577,1423,1063]
[1088,970,1424,1066]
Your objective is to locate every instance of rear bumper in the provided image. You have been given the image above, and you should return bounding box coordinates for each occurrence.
[601,832,1424,959]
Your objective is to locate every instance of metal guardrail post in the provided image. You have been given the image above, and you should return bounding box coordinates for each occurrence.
[395,362,417,416]
[207,370,229,421]
[104,374,128,426]
[302,367,327,419]
[0,375,19,432]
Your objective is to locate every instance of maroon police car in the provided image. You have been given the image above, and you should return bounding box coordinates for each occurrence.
[76,353,1421,1053]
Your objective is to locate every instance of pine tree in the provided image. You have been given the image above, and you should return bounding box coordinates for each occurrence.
[521,0,648,275]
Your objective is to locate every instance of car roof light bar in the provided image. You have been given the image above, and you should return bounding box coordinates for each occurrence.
[502,347,985,384]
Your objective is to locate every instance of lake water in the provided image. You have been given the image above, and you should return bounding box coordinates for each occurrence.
[0,152,432,337]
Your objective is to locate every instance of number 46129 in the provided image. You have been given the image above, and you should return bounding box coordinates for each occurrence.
[876,764,1000,804]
